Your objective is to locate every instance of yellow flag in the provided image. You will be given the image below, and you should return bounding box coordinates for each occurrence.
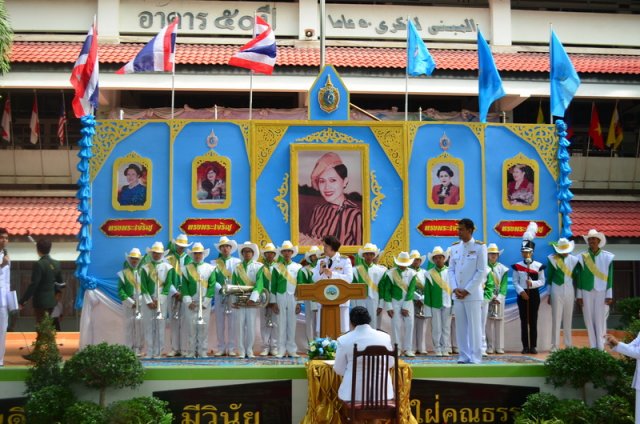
[536,103,544,124]
[606,106,624,149]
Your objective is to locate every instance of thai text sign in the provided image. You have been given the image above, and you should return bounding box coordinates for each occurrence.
[494,220,552,238]
[180,218,241,236]
[417,219,459,237]
[100,219,162,237]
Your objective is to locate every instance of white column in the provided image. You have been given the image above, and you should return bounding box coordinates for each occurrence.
[489,0,512,47]
[98,0,120,43]
[298,0,319,40]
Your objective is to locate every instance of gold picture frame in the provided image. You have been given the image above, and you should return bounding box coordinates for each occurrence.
[112,152,152,211]
[427,152,465,211]
[502,153,539,211]
[192,150,231,210]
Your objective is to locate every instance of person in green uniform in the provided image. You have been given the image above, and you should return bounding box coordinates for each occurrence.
[20,239,63,326]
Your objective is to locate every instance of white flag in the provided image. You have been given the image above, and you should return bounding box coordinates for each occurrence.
[1,97,11,143]
[30,97,39,144]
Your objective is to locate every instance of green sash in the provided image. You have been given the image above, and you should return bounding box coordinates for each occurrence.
[123,268,139,291]
[216,258,232,280]
[356,265,378,294]
[553,255,573,279]
[390,268,408,293]
[429,268,451,295]
[277,263,298,287]
[582,253,608,282]
[235,263,254,287]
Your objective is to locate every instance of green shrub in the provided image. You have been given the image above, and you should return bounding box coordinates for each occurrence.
[104,397,172,424]
[24,315,64,394]
[544,347,625,400]
[551,399,594,424]
[24,385,75,424]
[590,395,634,424]
[63,401,105,424]
[616,297,640,328]
[516,392,559,422]
[63,343,144,407]
[623,319,640,343]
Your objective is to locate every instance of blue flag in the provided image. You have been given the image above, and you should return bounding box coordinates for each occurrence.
[550,30,580,118]
[407,20,435,77]
[477,30,505,123]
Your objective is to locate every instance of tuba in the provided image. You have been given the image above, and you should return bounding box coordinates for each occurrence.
[221,284,270,308]
[488,272,501,319]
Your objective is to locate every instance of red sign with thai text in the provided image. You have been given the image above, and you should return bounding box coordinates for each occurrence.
[417,219,459,237]
[494,220,552,238]
[180,218,241,236]
[100,219,162,237]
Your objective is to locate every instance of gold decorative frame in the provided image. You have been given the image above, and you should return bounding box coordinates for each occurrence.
[502,153,540,211]
[112,152,152,211]
[291,143,370,254]
[426,152,465,211]
[191,150,231,210]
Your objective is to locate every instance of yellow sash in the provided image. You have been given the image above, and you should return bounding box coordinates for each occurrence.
[216,258,232,280]
[553,255,573,279]
[277,263,298,287]
[235,263,255,287]
[390,269,409,293]
[262,264,273,281]
[490,269,501,291]
[186,264,207,289]
[123,268,140,291]
[582,253,609,282]
[356,265,378,294]
[429,268,451,295]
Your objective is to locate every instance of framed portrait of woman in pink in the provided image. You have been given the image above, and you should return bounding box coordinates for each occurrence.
[502,154,539,211]
[427,152,464,211]
[291,144,370,253]
[192,151,231,210]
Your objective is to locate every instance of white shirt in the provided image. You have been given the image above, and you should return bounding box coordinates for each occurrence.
[448,238,488,301]
[512,260,546,295]
[312,252,353,283]
[183,261,215,305]
[614,333,640,390]
[0,250,9,308]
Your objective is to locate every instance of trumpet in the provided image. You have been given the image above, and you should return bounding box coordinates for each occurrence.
[134,271,142,320]
[134,295,142,320]
[172,297,180,320]
[488,282,501,320]
[265,307,275,328]
[197,277,205,325]
[414,285,426,319]
[155,277,164,320]
[221,284,270,308]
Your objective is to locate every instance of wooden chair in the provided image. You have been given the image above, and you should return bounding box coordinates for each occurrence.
[342,343,400,423]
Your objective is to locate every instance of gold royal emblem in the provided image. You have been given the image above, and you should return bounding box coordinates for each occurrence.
[318,75,340,113]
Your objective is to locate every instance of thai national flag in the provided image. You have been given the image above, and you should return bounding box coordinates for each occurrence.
[117,18,179,74]
[70,21,99,118]
[228,16,277,75]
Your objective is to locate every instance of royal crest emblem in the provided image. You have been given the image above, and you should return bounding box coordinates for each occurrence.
[318,75,340,113]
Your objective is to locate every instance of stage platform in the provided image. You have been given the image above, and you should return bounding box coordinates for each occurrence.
[0,331,609,423]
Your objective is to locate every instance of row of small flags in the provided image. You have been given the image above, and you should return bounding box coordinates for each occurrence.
[0,95,67,145]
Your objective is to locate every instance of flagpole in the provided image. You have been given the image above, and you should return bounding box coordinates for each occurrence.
[404,15,410,122]
[171,59,176,119]
[549,24,553,124]
[320,0,326,68]
[249,11,258,121]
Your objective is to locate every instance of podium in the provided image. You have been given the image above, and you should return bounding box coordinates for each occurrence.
[297,279,366,340]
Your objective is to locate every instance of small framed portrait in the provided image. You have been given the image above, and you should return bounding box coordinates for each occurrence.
[112,152,151,211]
[291,144,370,252]
[503,154,539,211]
[192,151,231,210]
[427,153,464,211]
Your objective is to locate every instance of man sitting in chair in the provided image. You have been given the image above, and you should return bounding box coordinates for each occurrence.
[333,306,395,401]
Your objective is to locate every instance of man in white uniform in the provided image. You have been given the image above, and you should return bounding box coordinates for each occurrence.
[352,243,386,331]
[409,250,430,355]
[0,228,11,367]
[259,242,278,356]
[425,246,452,357]
[448,218,487,364]
[313,235,353,334]
[212,236,241,356]
[333,306,394,401]
[546,237,579,351]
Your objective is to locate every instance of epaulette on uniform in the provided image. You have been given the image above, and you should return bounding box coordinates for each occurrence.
[475,240,485,245]
[452,241,461,245]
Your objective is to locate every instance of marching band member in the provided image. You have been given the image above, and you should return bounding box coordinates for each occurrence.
[272,241,304,358]
[380,251,417,357]
[312,235,353,334]
[232,241,267,358]
[300,245,322,342]
[409,250,431,355]
[485,243,509,354]
[181,242,216,358]
[480,262,495,357]
[212,236,241,356]
[164,234,193,357]
[117,248,144,357]
[577,229,614,350]
[426,246,452,357]
[448,218,487,364]
[546,237,579,351]
[352,243,386,332]
[259,242,278,356]
[141,241,178,358]
[512,223,545,354]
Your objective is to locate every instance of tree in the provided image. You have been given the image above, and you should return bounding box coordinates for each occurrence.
[63,343,144,407]
[24,314,64,394]
[0,0,13,74]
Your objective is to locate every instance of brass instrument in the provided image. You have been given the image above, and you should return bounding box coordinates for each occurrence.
[488,272,501,320]
[265,307,275,328]
[134,270,142,320]
[197,277,205,325]
[172,297,180,320]
[221,284,270,308]
[414,283,425,319]
[155,275,164,320]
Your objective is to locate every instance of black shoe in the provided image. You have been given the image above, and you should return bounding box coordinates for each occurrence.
[521,348,529,354]
[529,348,538,354]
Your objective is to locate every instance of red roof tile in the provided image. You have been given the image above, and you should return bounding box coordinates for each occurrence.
[571,201,640,238]
[0,197,79,237]
[9,42,640,75]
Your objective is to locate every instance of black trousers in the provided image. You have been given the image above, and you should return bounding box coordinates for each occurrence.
[517,288,540,349]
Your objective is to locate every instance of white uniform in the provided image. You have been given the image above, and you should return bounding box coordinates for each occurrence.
[301,264,319,342]
[0,250,10,366]
[260,261,278,355]
[182,262,215,358]
[384,267,417,355]
[212,256,241,355]
[333,324,395,401]
[117,267,144,355]
[233,260,264,357]
[412,267,432,354]
[426,266,452,356]
[141,261,175,358]
[166,252,190,356]
[313,253,353,334]
[448,238,487,364]
[547,253,579,351]
[613,334,640,423]
[352,262,387,331]
[485,262,509,354]
[274,261,303,357]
